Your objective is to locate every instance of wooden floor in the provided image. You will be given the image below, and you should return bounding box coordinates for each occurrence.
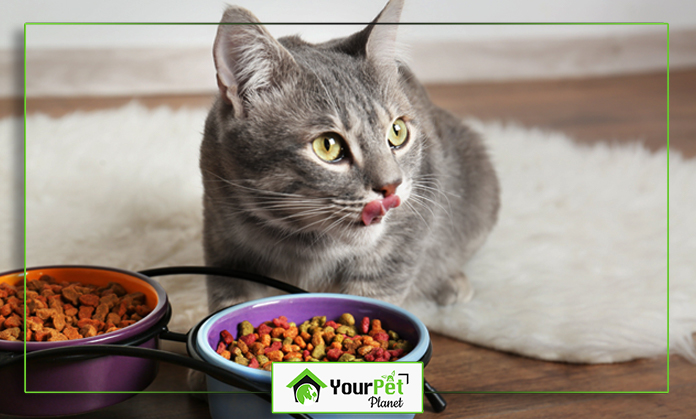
[2,69,694,418]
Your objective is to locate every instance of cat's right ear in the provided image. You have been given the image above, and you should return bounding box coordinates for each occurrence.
[213,6,297,118]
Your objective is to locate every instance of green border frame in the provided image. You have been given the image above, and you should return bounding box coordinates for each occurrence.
[21,21,670,396]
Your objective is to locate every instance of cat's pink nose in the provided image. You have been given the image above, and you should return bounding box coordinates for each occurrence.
[361,194,401,226]
[374,180,401,198]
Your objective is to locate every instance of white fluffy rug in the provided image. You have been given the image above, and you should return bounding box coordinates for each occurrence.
[1,103,694,364]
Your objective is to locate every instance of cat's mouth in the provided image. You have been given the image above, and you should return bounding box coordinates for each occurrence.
[361,195,401,226]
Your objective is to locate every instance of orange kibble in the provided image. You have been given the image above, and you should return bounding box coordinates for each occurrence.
[323,328,336,343]
[281,344,293,353]
[300,331,311,342]
[63,304,78,317]
[260,333,271,346]
[306,343,314,352]
[271,327,285,339]
[250,342,265,355]
[79,324,97,338]
[4,314,21,328]
[78,293,100,307]
[33,328,51,341]
[294,336,306,348]
[267,350,283,362]
[118,319,135,328]
[220,350,231,360]
[330,341,342,350]
[283,352,302,361]
[237,339,249,354]
[63,326,81,340]
[357,345,374,356]
[283,326,298,339]
[1,276,153,343]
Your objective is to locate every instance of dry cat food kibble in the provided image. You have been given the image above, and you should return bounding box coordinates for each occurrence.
[0,275,152,342]
[215,313,412,370]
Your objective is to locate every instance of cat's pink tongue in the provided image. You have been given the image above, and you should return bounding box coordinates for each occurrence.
[361,195,401,226]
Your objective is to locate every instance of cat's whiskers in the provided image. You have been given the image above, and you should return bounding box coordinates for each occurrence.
[203,171,308,199]
[411,180,455,216]
[258,205,339,224]
[291,206,355,235]
[331,198,369,208]
[411,174,459,222]
[405,193,437,220]
[412,174,461,198]
[417,177,459,195]
[206,193,328,213]
[254,196,338,216]
[269,205,350,247]
[402,200,432,235]
[207,191,344,230]
[204,172,364,236]
[205,202,330,224]
[252,200,332,211]
[200,182,240,193]
[409,191,455,226]
[414,172,455,181]
[310,208,356,247]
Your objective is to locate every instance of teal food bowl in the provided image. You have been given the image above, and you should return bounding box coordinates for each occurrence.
[190,293,432,419]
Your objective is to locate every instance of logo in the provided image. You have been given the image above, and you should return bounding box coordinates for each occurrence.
[329,369,410,408]
[286,368,328,405]
[273,362,423,414]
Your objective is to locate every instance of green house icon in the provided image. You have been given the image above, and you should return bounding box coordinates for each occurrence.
[286,368,328,405]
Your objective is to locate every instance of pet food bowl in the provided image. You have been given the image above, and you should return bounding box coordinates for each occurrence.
[0,265,445,419]
[189,293,432,419]
[0,265,169,416]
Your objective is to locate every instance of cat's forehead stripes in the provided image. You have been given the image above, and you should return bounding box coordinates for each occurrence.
[302,67,398,169]
[340,100,395,169]
[341,112,365,168]
[340,105,389,144]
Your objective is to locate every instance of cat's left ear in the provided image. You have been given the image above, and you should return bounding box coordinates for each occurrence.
[213,6,298,118]
[365,0,405,74]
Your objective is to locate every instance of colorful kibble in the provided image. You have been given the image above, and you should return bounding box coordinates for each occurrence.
[0,275,151,342]
[215,313,412,369]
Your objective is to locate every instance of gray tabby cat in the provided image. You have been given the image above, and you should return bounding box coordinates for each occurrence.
[200,0,500,313]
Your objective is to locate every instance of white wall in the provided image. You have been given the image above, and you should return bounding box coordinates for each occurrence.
[2,0,695,97]
[3,0,696,50]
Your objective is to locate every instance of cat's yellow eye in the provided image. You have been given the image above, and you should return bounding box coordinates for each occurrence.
[312,134,345,162]
[388,118,408,148]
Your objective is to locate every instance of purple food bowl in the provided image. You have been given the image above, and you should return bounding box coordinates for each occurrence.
[0,265,169,417]
[189,293,431,419]
[0,265,445,418]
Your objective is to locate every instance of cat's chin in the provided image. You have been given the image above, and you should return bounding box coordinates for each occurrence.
[330,218,387,247]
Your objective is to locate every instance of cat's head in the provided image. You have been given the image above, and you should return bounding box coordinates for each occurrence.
[206,0,426,244]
